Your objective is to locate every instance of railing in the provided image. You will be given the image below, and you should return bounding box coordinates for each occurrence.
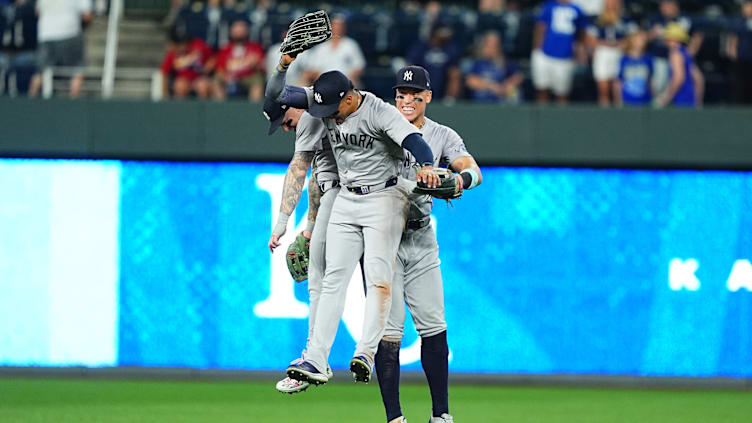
[102,0,123,99]
[41,67,162,100]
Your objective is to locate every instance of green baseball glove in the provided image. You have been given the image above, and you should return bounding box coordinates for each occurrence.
[286,232,310,282]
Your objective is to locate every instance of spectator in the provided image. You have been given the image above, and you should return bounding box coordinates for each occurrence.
[648,0,703,58]
[298,14,366,88]
[29,0,93,98]
[406,22,463,102]
[532,0,590,104]
[589,0,634,106]
[160,29,213,100]
[727,0,752,104]
[614,29,653,107]
[212,20,264,102]
[1,0,38,95]
[658,23,703,108]
[266,29,305,86]
[465,31,523,103]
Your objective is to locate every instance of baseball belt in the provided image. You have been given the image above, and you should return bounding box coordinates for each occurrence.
[346,176,398,195]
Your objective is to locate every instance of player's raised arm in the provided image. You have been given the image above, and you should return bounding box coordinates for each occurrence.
[265,54,314,109]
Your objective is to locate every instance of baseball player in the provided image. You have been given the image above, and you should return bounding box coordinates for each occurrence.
[261,98,340,394]
[266,50,441,386]
[375,66,483,423]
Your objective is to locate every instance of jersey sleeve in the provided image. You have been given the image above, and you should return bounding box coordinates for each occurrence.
[294,113,322,153]
[374,99,420,146]
[441,126,471,166]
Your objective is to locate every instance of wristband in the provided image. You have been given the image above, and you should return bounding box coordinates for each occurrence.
[460,168,479,190]
[272,211,290,236]
[305,220,315,233]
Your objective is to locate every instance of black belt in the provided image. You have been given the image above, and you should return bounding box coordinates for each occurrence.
[346,176,398,195]
[318,180,340,193]
[406,217,430,230]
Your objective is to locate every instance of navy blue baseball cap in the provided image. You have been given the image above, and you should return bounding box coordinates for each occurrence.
[263,98,289,135]
[393,65,431,91]
[309,71,353,118]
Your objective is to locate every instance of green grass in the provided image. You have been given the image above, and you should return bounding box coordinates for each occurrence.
[1,377,750,422]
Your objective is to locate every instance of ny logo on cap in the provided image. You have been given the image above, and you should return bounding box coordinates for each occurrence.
[314,92,323,103]
[403,70,413,81]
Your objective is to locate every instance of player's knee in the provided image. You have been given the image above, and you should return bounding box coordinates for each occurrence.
[372,280,391,296]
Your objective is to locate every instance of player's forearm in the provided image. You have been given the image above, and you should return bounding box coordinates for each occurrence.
[451,156,482,189]
[265,61,289,101]
[306,172,322,232]
[280,152,314,216]
[265,64,311,109]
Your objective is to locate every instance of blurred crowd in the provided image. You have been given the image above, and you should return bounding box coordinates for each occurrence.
[2,0,752,107]
[161,0,752,107]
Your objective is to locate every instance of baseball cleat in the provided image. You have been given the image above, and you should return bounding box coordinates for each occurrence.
[275,377,310,394]
[326,366,334,379]
[287,360,328,385]
[428,414,454,423]
[388,417,407,423]
[349,355,372,383]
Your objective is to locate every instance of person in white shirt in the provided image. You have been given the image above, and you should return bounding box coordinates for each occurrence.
[30,0,93,98]
[298,14,366,88]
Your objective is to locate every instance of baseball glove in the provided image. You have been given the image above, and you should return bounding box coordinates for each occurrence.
[413,168,462,200]
[280,10,332,57]
[286,232,310,282]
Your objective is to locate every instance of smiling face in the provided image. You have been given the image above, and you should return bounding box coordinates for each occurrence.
[280,107,304,132]
[395,88,432,124]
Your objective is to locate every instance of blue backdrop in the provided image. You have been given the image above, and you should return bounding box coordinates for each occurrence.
[116,162,752,377]
[1,159,750,377]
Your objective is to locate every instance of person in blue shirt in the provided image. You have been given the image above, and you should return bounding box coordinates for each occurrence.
[532,0,590,104]
[407,22,462,102]
[658,23,703,108]
[465,31,523,103]
[615,29,653,107]
[727,0,752,104]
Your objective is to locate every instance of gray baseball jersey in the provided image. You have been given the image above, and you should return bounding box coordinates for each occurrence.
[324,92,418,187]
[385,116,472,341]
[401,116,470,220]
[305,91,420,375]
[294,112,338,184]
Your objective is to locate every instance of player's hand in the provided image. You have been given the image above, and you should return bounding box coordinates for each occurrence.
[417,166,440,188]
[269,234,282,253]
[302,230,312,240]
[280,54,296,66]
[455,173,464,194]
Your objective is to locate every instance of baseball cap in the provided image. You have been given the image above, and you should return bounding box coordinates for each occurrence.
[309,71,353,118]
[263,98,289,135]
[393,65,431,91]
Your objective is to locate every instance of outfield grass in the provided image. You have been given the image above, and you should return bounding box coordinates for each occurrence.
[1,377,750,422]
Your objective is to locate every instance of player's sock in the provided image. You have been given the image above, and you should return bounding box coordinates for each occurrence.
[421,330,449,417]
[375,339,402,422]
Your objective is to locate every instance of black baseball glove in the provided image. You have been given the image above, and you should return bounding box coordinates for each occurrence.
[413,168,462,200]
[280,10,332,57]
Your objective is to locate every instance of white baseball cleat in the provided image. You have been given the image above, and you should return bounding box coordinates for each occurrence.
[428,414,453,423]
[276,377,310,394]
[388,417,408,423]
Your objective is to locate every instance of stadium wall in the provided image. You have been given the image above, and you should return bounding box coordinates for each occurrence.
[1,100,751,385]
[1,98,752,168]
